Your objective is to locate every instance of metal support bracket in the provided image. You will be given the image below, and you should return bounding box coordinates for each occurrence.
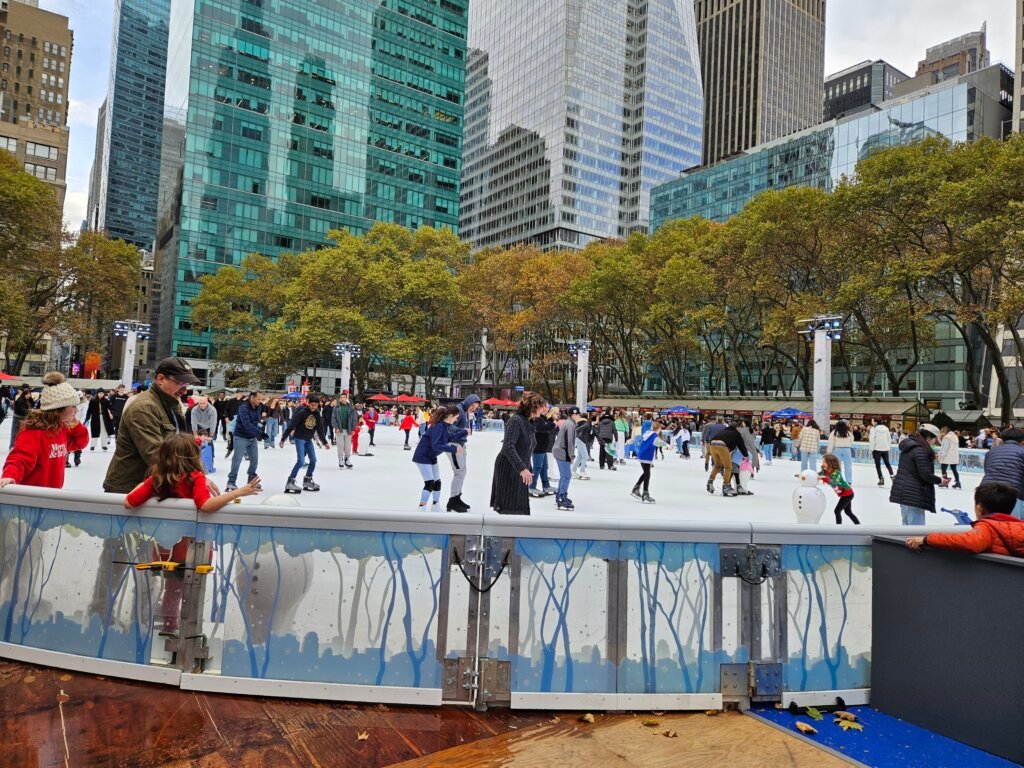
[720,545,782,585]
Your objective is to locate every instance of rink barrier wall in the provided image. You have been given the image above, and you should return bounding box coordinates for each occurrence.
[0,484,958,710]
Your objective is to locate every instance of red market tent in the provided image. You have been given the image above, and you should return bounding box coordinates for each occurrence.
[367,393,395,402]
[0,371,22,381]
[395,394,427,403]
[481,397,506,406]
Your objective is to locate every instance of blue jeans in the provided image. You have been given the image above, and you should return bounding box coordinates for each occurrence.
[415,462,441,505]
[833,447,853,485]
[264,417,279,447]
[228,435,259,485]
[289,439,316,480]
[572,438,588,474]
[800,450,816,473]
[530,452,551,490]
[556,459,572,497]
[1013,498,1024,519]
[900,505,926,525]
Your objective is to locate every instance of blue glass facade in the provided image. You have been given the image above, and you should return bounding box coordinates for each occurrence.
[459,0,703,251]
[156,0,467,364]
[97,0,171,249]
[651,81,973,227]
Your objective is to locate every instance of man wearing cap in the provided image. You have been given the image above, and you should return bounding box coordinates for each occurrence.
[103,357,219,497]
[226,391,264,492]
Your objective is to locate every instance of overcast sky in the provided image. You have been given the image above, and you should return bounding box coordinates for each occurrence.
[42,0,1017,229]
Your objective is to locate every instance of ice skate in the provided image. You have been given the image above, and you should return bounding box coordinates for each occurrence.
[556,495,575,510]
[706,479,715,495]
[345,460,354,468]
[446,495,470,512]
[543,488,556,496]
[403,444,411,450]
[225,482,238,492]
[529,488,545,498]
[302,477,320,492]
[284,478,302,494]
[630,485,642,500]
[641,492,655,504]
[723,485,737,497]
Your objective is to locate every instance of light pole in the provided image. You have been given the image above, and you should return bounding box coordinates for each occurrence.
[332,342,361,395]
[567,339,591,412]
[798,315,843,433]
[112,320,151,389]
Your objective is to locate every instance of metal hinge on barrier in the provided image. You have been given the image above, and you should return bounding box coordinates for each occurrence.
[443,657,510,705]
[720,545,783,585]
[720,662,783,701]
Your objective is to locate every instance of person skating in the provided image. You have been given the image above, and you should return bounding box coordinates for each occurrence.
[551,407,581,510]
[573,413,593,480]
[819,453,860,524]
[446,394,480,512]
[412,406,465,512]
[280,396,330,493]
[332,392,358,467]
[399,409,418,450]
[490,393,547,516]
[529,409,557,497]
[596,409,617,471]
[86,390,115,451]
[707,421,749,497]
[225,391,264,492]
[632,421,666,503]
[363,404,379,446]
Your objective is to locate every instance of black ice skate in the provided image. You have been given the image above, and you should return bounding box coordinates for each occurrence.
[302,477,321,492]
[641,492,655,504]
[630,486,642,500]
[284,478,302,494]
[556,495,575,510]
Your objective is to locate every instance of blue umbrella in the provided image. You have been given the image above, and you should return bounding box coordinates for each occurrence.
[771,407,812,419]
[658,405,698,416]
[283,391,304,401]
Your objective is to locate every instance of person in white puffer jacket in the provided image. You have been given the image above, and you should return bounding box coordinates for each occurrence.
[869,419,895,487]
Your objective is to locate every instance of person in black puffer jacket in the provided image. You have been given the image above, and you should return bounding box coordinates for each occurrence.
[529,414,557,497]
[980,428,1024,517]
[889,424,947,525]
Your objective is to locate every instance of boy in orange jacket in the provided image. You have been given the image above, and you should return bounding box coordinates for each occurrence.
[906,483,1024,557]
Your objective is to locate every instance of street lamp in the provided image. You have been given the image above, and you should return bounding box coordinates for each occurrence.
[332,342,361,395]
[112,320,152,388]
[798,315,844,432]
[567,339,591,412]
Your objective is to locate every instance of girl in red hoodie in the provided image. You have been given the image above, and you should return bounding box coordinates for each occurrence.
[399,409,419,450]
[0,372,88,490]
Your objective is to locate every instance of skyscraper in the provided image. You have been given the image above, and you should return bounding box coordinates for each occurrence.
[695,0,825,167]
[1016,4,1024,133]
[0,0,72,209]
[85,97,105,232]
[155,0,467,380]
[823,60,908,121]
[458,0,703,251]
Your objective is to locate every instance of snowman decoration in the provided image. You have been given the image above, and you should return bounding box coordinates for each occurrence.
[792,469,826,524]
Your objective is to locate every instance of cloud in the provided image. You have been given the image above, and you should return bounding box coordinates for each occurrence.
[63,190,87,231]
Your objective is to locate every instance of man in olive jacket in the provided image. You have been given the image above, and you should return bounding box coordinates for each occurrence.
[103,358,220,497]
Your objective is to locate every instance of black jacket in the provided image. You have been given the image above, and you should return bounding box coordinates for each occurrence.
[712,426,749,457]
[761,426,777,444]
[596,414,616,441]
[981,441,1024,499]
[889,436,941,512]
[281,406,327,443]
[532,416,556,454]
[576,420,594,447]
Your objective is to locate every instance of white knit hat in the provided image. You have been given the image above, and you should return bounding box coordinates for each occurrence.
[38,372,80,411]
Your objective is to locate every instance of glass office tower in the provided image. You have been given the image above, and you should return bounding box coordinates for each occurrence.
[156,0,467,371]
[458,0,703,251]
[94,0,171,248]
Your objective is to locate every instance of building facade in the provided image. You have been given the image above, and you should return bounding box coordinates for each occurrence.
[824,59,908,121]
[695,0,825,167]
[1015,2,1023,133]
[155,0,468,384]
[458,0,704,251]
[916,23,989,81]
[0,0,72,209]
[89,0,170,249]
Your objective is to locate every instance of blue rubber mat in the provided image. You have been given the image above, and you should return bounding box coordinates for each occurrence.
[750,705,1021,767]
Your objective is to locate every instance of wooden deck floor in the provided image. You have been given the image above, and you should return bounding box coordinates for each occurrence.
[0,660,847,767]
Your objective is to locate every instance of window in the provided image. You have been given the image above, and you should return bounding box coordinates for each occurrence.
[43,42,50,54]
[26,142,58,160]
[0,137,15,152]
[24,163,56,181]
[60,47,66,57]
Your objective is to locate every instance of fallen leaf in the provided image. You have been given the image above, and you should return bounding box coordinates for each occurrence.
[651,711,665,716]
[835,719,864,732]
[579,713,595,724]
[835,711,858,722]
[660,730,679,738]
[95,676,105,680]
[59,674,72,682]
[549,716,560,724]
[23,676,35,684]
[806,706,823,721]
[356,731,369,741]
[795,721,817,735]
[705,709,720,717]
[57,690,69,704]
[641,720,661,728]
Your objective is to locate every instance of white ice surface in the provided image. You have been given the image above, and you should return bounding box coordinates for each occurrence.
[1,418,978,527]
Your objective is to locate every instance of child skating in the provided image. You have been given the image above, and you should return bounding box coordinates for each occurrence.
[819,453,860,524]
[399,410,418,450]
[412,406,466,512]
[631,421,666,503]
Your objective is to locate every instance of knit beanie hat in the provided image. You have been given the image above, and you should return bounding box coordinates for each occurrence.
[39,372,80,411]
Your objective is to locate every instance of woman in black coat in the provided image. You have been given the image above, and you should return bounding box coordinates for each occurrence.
[491,392,548,515]
[889,424,946,525]
[86,390,115,450]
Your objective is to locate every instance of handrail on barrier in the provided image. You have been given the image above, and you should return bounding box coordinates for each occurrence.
[0,485,953,711]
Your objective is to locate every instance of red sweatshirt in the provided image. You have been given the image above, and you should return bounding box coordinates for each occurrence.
[126,471,211,510]
[2,423,89,489]
[400,414,418,431]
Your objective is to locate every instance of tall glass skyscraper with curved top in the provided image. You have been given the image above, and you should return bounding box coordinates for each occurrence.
[459,0,703,251]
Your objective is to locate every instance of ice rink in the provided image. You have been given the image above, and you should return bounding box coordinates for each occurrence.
[1,418,979,527]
